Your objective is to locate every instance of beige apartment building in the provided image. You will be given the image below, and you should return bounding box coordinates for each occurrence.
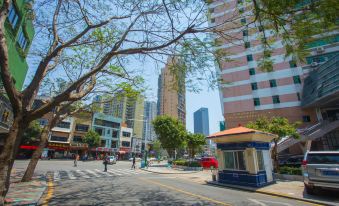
[157,57,186,125]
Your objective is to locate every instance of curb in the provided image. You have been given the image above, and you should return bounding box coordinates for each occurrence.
[206,181,333,206]
[140,168,200,174]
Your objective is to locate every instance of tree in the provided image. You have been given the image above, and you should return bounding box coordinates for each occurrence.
[152,140,162,159]
[21,121,42,146]
[83,130,101,149]
[152,115,186,158]
[185,133,206,159]
[247,117,300,172]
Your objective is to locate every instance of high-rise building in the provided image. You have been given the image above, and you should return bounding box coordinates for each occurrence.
[208,0,339,129]
[96,94,145,140]
[157,57,186,125]
[143,101,157,144]
[0,1,35,134]
[194,107,210,136]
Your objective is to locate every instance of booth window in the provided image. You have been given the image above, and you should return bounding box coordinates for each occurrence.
[257,150,265,171]
[224,151,246,170]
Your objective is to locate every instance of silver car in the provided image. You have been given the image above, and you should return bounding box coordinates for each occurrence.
[302,151,339,194]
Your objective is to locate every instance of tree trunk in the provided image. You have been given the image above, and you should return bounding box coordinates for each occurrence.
[272,139,279,173]
[0,116,24,204]
[21,127,49,182]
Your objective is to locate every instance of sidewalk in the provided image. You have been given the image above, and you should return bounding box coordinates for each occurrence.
[207,180,339,206]
[5,180,47,205]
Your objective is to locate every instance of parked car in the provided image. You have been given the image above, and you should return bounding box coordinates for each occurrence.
[129,157,142,161]
[279,155,304,167]
[302,151,339,194]
[107,156,117,164]
[199,157,218,169]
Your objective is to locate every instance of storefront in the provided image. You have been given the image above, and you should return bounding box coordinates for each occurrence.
[118,147,132,160]
[47,142,70,159]
[91,147,118,159]
[208,126,276,187]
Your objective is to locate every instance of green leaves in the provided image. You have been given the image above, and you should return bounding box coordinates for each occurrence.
[21,121,43,145]
[83,130,101,147]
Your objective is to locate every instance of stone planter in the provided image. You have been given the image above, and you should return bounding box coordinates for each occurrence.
[274,173,303,181]
[172,165,203,171]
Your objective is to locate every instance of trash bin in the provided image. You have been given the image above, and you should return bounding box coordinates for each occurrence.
[141,160,146,168]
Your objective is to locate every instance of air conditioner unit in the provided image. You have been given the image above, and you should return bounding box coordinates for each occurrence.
[311,62,318,67]
[316,47,325,53]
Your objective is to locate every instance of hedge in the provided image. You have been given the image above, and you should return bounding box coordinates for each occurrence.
[279,166,302,176]
[172,160,201,167]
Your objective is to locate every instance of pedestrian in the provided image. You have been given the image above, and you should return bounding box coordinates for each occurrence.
[131,156,136,170]
[74,154,79,167]
[103,154,108,172]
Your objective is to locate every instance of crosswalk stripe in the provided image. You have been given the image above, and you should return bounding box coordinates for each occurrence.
[94,169,113,177]
[107,169,122,176]
[85,169,100,177]
[76,170,90,178]
[53,171,60,181]
[66,171,77,180]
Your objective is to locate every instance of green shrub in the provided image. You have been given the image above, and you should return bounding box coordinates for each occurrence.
[173,160,201,167]
[279,166,302,175]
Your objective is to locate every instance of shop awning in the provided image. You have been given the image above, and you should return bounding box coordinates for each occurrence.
[118,151,126,154]
[20,145,38,150]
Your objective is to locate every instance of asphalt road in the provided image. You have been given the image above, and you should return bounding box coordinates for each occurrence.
[13,160,324,206]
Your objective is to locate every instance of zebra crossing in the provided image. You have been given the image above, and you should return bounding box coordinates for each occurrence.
[50,169,149,181]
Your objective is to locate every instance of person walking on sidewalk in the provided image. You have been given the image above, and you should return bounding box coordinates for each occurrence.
[103,154,109,172]
[131,156,136,170]
[74,154,79,167]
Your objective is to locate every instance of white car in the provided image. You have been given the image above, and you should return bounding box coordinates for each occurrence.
[107,156,117,164]
[129,157,142,161]
[148,157,157,161]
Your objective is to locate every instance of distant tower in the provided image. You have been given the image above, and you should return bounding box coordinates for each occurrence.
[157,57,186,126]
[194,107,210,136]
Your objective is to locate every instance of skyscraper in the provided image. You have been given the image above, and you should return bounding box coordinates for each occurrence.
[143,101,157,143]
[157,57,186,125]
[194,107,210,136]
[208,0,338,129]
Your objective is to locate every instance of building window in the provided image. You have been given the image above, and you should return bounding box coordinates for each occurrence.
[239,8,244,14]
[297,92,301,101]
[249,68,255,75]
[111,141,117,148]
[243,30,248,37]
[112,130,119,138]
[75,124,89,132]
[56,121,71,129]
[257,151,265,171]
[94,118,120,128]
[272,95,280,104]
[253,98,260,106]
[106,129,110,135]
[246,54,253,62]
[237,0,243,4]
[211,18,215,23]
[241,18,246,24]
[289,60,297,68]
[17,29,28,50]
[100,140,106,147]
[251,83,258,90]
[303,115,311,122]
[269,79,277,87]
[73,136,82,142]
[293,75,301,84]
[50,136,68,142]
[38,118,48,126]
[122,131,131,137]
[95,127,104,136]
[121,141,130,147]
[244,42,250,48]
[8,4,19,29]
[224,151,246,170]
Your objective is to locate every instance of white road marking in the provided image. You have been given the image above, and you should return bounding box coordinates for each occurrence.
[66,170,77,180]
[248,199,267,206]
[76,170,90,178]
[85,169,100,177]
[53,171,60,182]
[107,169,122,176]
[94,169,113,176]
[115,169,139,175]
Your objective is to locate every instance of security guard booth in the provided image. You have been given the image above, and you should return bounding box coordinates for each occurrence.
[208,126,277,187]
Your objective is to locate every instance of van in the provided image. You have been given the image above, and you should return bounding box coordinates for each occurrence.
[302,151,339,194]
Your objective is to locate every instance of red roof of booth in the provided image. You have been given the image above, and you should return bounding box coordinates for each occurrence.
[207,126,274,139]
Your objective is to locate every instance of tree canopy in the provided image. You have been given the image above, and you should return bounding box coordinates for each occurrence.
[83,130,101,148]
[21,121,43,145]
[185,133,206,158]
